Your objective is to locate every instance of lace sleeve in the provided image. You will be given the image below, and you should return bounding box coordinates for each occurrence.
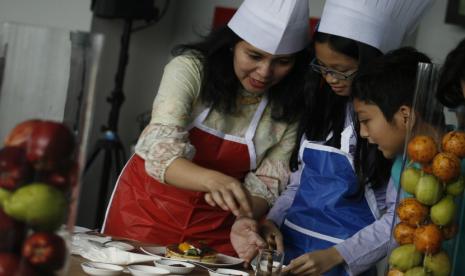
[135,123,195,183]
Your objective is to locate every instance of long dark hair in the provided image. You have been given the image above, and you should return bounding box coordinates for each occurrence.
[172,26,310,123]
[437,38,465,108]
[290,31,391,196]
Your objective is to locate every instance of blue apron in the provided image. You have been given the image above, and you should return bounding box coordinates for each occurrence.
[281,137,379,276]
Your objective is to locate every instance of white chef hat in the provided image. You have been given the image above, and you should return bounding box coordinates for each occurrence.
[227,0,309,55]
[318,0,433,53]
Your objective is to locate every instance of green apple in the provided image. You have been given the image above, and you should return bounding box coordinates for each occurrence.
[389,244,423,272]
[0,188,11,208]
[416,175,443,205]
[3,183,67,231]
[405,267,428,276]
[430,195,456,226]
[446,176,464,197]
[401,168,421,195]
[424,251,451,276]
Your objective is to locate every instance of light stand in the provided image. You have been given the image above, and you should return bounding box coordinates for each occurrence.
[85,18,132,228]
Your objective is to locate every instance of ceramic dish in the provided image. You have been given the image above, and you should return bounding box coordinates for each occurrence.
[81,262,124,276]
[208,268,250,276]
[154,259,195,274]
[140,246,243,267]
[127,265,170,276]
[104,241,135,251]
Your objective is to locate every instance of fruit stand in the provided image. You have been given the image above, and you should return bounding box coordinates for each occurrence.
[0,22,102,275]
[387,63,465,275]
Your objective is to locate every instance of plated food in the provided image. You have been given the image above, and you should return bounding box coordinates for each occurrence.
[165,241,217,263]
[140,244,243,267]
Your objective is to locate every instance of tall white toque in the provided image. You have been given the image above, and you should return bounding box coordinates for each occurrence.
[228,0,309,55]
[318,0,433,53]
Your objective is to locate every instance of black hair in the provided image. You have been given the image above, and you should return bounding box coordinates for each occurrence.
[172,26,310,123]
[290,31,390,196]
[437,38,465,108]
[352,47,436,190]
[353,47,432,120]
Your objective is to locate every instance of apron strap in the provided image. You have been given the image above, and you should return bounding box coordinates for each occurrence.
[245,97,268,170]
[187,106,211,131]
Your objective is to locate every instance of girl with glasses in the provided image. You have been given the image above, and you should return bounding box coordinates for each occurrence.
[231,0,432,275]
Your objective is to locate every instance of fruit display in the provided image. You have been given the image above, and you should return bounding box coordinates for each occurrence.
[0,119,76,275]
[389,131,465,275]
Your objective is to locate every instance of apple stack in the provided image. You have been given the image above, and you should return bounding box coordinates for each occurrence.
[0,119,77,276]
[388,131,465,276]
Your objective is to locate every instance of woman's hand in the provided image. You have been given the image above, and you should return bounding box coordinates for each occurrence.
[282,247,344,276]
[203,172,253,217]
[230,217,267,266]
[260,220,284,253]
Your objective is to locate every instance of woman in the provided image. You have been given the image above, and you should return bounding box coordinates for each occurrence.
[436,38,465,276]
[102,0,310,256]
[231,0,432,274]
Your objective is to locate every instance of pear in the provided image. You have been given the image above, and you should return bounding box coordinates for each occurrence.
[405,267,428,276]
[401,168,421,195]
[424,251,451,276]
[415,175,443,205]
[3,183,67,231]
[0,188,11,208]
[430,195,456,226]
[389,244,423,272]
[445,176,464,197]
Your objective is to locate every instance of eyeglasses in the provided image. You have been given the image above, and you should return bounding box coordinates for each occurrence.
[309,58,358,80]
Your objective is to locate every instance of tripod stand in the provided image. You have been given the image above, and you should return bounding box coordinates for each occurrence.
[85,18,133,228]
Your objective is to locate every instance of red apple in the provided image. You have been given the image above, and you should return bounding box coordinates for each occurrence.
[0,253,36,276]
[35,160,78,189]
[0,147,33,190]
[26,121,75,169]
[5,120,75,171]
[4,119,41,147]
[22,232,66,271]
[0,208,26,253]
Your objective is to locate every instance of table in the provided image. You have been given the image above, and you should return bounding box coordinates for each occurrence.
[68,240,253,275]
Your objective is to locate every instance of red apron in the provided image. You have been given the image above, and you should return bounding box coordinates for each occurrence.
[102,98,268,256]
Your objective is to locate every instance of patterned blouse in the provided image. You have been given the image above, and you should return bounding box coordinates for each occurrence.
[134,55,298,205]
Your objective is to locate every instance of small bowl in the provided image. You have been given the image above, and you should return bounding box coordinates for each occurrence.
[127,265,170,276]
[154,259,195,274]
[104,241,135,251]
[209,268,249,276]
[81,262,124,276]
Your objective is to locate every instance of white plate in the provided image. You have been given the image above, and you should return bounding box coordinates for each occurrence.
[81,262,124,275]
[127,265,170,276]
[209,268,249,276]
[140,246,244,267]
[105,241,135,251]
[154,259,195,274]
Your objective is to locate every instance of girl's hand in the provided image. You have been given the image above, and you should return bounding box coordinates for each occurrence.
[282,247,344,276]
[203,173,253,217]
[230,217,267,266]
[260,220,284,253]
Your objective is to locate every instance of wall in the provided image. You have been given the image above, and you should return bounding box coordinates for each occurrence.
[415,0,465,63]
[0,0,92,31]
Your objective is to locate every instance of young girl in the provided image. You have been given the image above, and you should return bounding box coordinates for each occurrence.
[102,0,310,256]
[231,0,432,274]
